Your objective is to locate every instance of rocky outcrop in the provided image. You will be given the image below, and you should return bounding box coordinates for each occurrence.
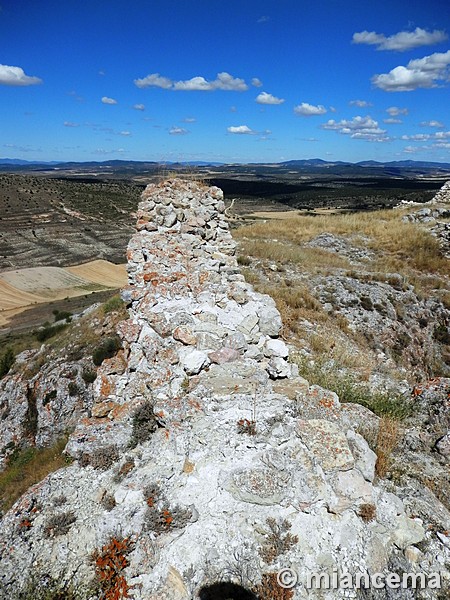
[0,180,448,599]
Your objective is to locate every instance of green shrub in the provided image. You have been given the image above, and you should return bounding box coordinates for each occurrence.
[53,310,73,322]
[293,355,413,420]
[0,347,15,378]
[67,382,80,397]
[129,402,159,448]
[82,369,97,384]
[103,294,125,314]
[92,336,122,366]
[43,390,57,406]
[35,323,68,343]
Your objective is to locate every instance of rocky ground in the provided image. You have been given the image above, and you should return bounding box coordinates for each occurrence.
[0,180,448,599]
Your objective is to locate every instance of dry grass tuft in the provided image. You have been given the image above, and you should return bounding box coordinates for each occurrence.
[375,416,400,478]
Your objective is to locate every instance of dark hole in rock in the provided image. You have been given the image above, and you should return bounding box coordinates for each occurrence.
[198,582,258,600]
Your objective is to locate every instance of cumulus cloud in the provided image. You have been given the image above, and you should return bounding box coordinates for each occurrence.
[134,73,173,89]
[169,126,189,135]
[0,64,42,86]
[252,77,263,87]
[350,99,372,107]
[352,27,447,51]
[256,91,285,105]
[101,96,117,104]
[227,125,256,134]
[401,130,450,141]
[294,103,327,116]
[384,118,403,124]
[133,103,145,111]
[135,71,248,91]
[372,50,450,91]
[322,115,389,141]
[120,131,131,136]
[386,106,408,116]
[420,120,444,128]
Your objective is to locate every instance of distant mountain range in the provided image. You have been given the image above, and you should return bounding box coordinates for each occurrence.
[1,157,450,171]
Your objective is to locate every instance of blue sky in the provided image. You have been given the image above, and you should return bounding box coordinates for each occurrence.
[1,0,450,164]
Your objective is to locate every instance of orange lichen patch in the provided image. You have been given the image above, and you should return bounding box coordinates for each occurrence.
[92,401,117,419]
[18,518,32,529]
[109,404,132,421]
[319,397,334,409]
[199,271,209,285]
[99,374,114,399]
[102,351,127,376]
[187,398,203,411]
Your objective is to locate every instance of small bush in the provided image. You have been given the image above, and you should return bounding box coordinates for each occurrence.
[82,369,97,384]
[35,323,68,343]
[237,419,257,435]
[53,310,73,322]
[103,294,125,314]
[237,255,252,266]
[92,537,133,600]
[92,336,122,366]
[358,503,377,522]
[113,458,135,483]
[0,347,15,379]
[67,381,80,397]
[101,493,116,511]
[259,518,298,564]
[143,482,192,535]
[129,401,159,448]
[79,445,119,470]
[433,322,450,345]
[252,572,294,600]
[44,511,76,537]
[43,390,57,406]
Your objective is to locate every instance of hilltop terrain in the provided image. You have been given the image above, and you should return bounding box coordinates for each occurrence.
[0,178,448,599]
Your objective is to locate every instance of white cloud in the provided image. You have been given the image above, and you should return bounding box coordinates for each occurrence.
[64,121,79,127]
[386,106,408,116]
[133,103,145,111]
[0,64,42,86]
[372,50,450,91]
[420,120,444,128]
[352,27,447,51]
[227,125,256,135]
[322,115,389,141]
[252,77,263,87]
[135,71,248,91]
[169,126,189,135]
[101,96,117,105]
[349,99,372,107]
[294,102,327,116]
[256,91,285,105]
[183,117,196,123]
[257,16,270,23]
[174,72,248,91]
[402,130,450,141]
[403,146,421,153]
[120,131,131,136]
[384,118,403,124]
[134,73,173,89]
